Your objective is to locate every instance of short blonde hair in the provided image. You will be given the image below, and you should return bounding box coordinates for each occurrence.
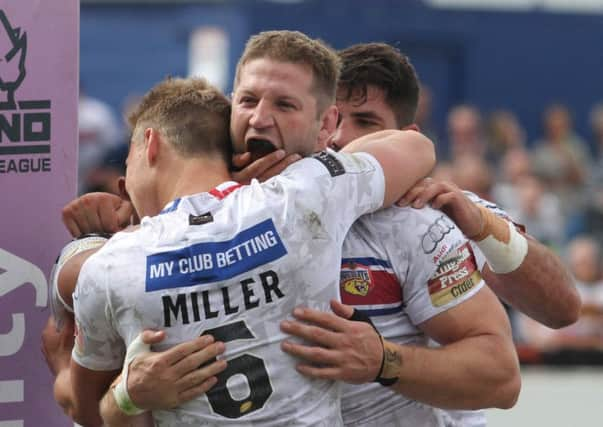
[128,77,232,164]
[234,30,341,114]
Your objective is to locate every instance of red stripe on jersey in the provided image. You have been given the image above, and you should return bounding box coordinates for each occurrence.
[209,184,242,200]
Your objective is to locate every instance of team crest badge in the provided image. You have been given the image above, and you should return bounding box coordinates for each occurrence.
[341,263,371,297]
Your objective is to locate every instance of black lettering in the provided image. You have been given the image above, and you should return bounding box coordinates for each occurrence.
[191,292,201,322]
[24,112,51,141]
[162,294,189,327]
[42,157,50,171]
[241,278,260,310]
[202,290,219,319]
[7,159,16,172]
[0,114,20,142]
[259,270,284,303]
[221,287,239,315]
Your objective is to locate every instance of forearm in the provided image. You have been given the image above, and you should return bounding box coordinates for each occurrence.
[483,237,581,329]
[100,389,153,427]
[384,334,520,409]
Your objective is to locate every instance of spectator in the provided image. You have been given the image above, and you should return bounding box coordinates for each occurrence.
[485,109,526,170]
[78,89,121,194]
[518,236,603,352]
[446,104,487,162]
[530,103,590,217]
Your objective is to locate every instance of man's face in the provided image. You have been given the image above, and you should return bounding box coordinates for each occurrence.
[231,58,324,158]
[329,85,398,150]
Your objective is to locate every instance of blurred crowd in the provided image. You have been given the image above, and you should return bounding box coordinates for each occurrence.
[78,84,603,364]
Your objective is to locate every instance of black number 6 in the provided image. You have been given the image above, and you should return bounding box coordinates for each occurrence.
[202,321,273,418]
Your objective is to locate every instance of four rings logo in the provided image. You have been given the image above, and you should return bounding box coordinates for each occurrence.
[421,215,455,254]
[0,10,52,174]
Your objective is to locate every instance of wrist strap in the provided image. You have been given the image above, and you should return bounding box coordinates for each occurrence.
[348,309,398,386]
[111,334,150,416]
[472,206,528,274]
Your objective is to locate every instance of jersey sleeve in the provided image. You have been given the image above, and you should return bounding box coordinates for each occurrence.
[383,207,486,325]
[71,253,125,371]
[269,149,385,242]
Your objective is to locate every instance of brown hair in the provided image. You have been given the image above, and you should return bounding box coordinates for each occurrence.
[338,43,419,128]
[128,77,232,164]
[234,30,341,114]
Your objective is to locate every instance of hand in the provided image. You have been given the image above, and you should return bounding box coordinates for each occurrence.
[126,330,227,410]
[280,300,382,384]
[41,316,75,376]
[398,178,483,238]
[62,192,134,237]
[231,150,301,184]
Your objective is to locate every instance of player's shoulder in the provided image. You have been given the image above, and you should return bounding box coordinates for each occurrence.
[358,204,458,236]
[279,148,380,181]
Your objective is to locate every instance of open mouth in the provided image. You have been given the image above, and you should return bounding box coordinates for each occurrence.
[247,138,277,161]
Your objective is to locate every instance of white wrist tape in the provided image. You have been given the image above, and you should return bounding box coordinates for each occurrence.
[112,334,150,416]
[474,220,528,274]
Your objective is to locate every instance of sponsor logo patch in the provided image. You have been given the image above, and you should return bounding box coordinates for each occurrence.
[421,215,455,254]
[312,151,345,177]
[145,219,287,291]
[428,243,481,307]
[341,263,372,297]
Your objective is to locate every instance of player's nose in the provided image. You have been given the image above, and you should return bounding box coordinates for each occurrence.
[249,99,274,129]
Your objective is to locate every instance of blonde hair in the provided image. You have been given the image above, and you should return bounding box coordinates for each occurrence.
[128,77,232,164]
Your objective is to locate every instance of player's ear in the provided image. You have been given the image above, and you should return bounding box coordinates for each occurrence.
[118,176,130,202]
[316,105,338,151]
[144,128,160,165]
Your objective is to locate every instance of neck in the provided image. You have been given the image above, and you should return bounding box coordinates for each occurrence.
[146,156,232,217]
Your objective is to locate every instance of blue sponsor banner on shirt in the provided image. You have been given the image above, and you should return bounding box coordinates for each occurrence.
[146,219,287,291]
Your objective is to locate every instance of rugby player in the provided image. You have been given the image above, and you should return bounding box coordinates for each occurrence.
[73,37,521,427]
[45,33,436,427]
[278,43,579,427]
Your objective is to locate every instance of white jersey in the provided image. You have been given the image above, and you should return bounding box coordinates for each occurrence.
[72,150,385,427]
[339,205,485,427]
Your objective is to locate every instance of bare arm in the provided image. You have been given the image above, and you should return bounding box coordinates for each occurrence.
[280,292,520,410]
[100,390,155,427]
[481,236,579,328]
[69,360,121,426]
[341,130,435,207]
[385,286,520,409]
[401,178,581,328]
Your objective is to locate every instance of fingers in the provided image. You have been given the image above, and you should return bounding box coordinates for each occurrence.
[62,201,84,237]
[231,150,286,184]
[295,363,342,381]
[140,330,166,345]
[280,318,340,348]
[397,177,432,207]
[329,299,355,320]
[177,376,219,404]
[62,193,126,236]
[257,154,302,181]
[290,306,351,333]
[281,340,340,366]
[175,356,227,393]
[173,341,226,377]
[231,152,252,170]
[115,199,135,230]
[162,335,216,366]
